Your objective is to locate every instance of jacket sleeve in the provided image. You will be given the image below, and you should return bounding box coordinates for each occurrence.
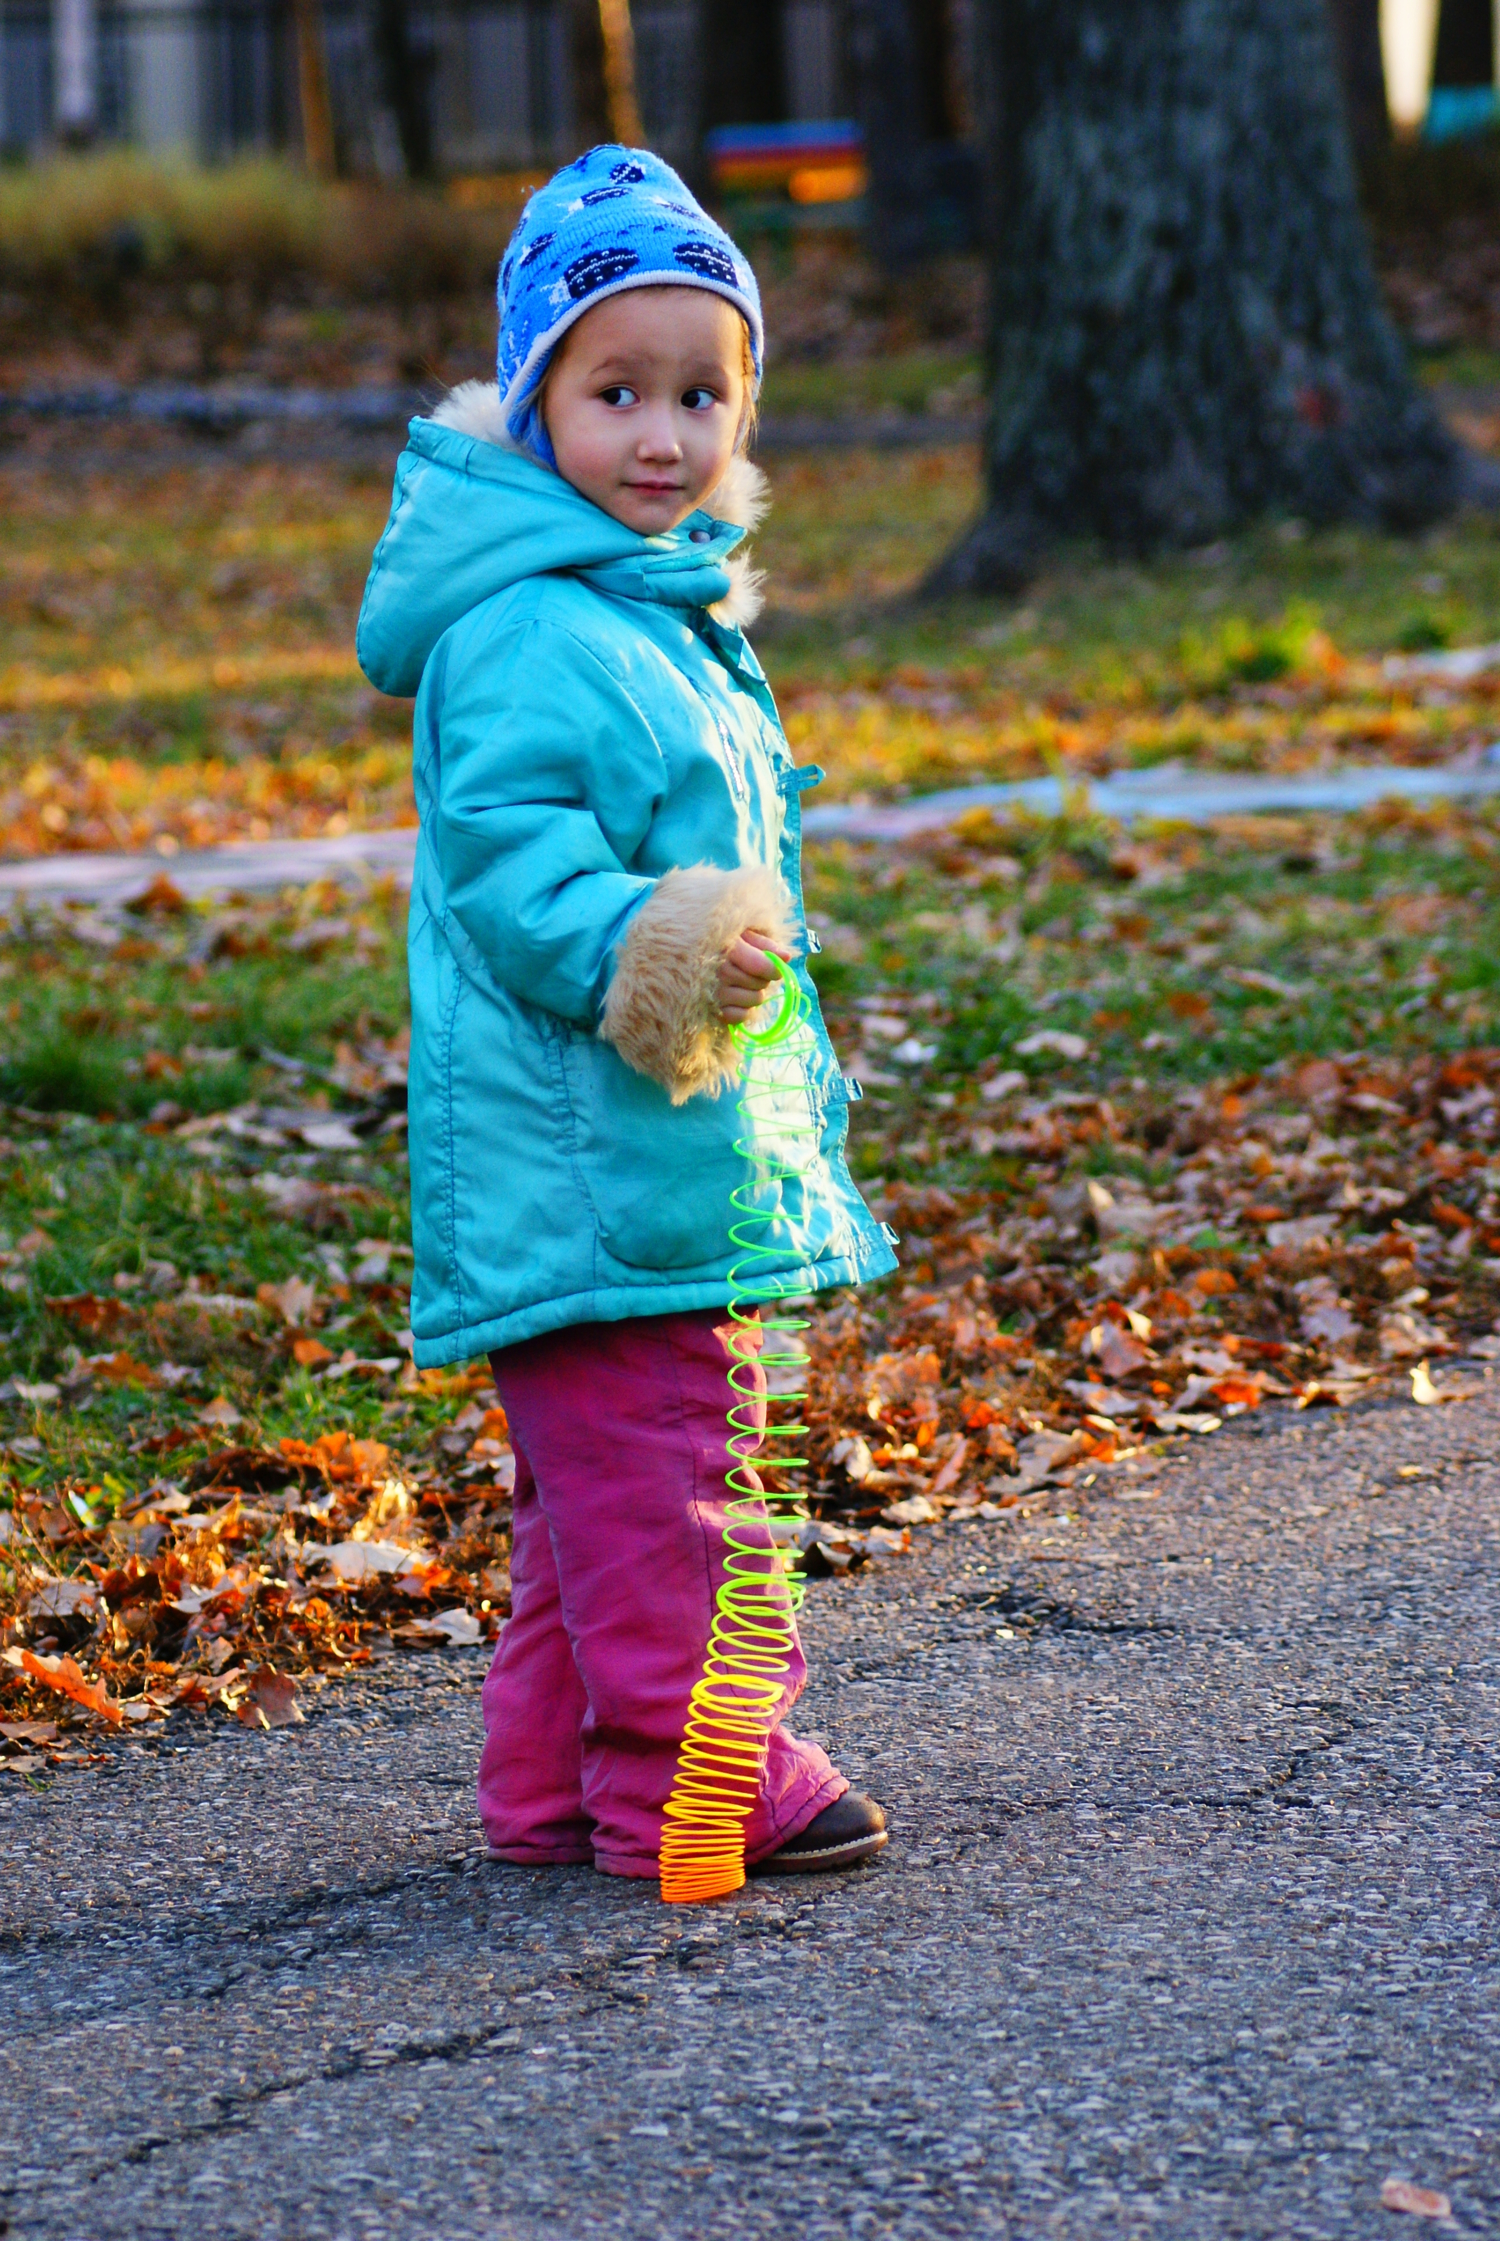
[427,615,664,1026]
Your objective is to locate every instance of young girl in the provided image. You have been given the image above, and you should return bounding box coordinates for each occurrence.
[358,147,896,1882]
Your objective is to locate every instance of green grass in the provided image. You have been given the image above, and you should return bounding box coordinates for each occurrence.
[0,888,405,1122]
[5,428,1500,848]
[1416,344,1500,389]
[0,885,437,1509]
[761,350,982,421]
[0,418,1497,1526]
[805,798,1500,1192]
[0,151,522,295]
[761,476,1500,683]
[0,794,1491,1526]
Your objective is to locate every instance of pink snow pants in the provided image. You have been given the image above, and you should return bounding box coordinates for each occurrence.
[478,1309,846,1879]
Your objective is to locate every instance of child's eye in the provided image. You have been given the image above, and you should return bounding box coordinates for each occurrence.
[681,387,719,412]
[598,384,639,407]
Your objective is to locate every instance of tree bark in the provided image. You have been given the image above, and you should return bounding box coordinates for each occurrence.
[851,0,930,275]
[1432,0,1493,86]
[598,0,644,144]
[571,0,612,144]
[930,0,1466,596]
[1324,0,1389,164]
[699,0,782,128]
[293,0,336,179]
[371,0,434,179]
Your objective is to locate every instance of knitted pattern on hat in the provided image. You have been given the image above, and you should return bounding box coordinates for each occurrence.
[495,145,763,469]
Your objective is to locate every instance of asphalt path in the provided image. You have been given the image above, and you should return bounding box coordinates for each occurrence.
[3,1376,1497,2240]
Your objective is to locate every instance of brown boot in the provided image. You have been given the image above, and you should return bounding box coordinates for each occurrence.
[751,1792,888,1875]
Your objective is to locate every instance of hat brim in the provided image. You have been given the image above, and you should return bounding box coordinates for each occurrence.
[499,270,765,450]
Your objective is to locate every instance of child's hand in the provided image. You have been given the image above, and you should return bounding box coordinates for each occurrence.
[718,928,790,1023]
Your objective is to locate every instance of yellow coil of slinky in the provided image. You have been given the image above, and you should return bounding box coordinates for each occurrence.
[659,951,819,1904]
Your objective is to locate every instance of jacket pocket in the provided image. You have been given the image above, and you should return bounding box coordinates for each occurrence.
[557,1031,748,1272]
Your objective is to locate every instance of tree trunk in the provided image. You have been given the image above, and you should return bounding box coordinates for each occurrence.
[293,0,336,179]
[571,0,611,144]
[1432,0,1493,87]
[372,0,434,179]
[1324,0,1388,165]
[699,0,782,128]
[930,0,1467,596]
[851,0,929,275]
[598,0,644,143]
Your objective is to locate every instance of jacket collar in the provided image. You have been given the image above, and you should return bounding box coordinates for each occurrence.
[575,511,746,611]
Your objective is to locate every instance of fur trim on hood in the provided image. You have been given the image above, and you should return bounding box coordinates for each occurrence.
[701,453,768,628]
[430,379,511,448]
[428,381,767,629]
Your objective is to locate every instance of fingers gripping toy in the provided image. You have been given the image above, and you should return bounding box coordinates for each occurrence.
[659,953,818,1904]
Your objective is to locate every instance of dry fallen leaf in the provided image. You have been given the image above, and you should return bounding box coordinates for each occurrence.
[1089,1322,1151,1380]
[44,1291,126,1337]
[88,1352,159,1387]
[929,1435,969,1494]
[1265,1213,1338,1251]
[399,1609,483,1646]
[24,1576,97,1618]
[1381,1310,1455,1359]
[314,1538,429,1580]
[4,1648,124,1726]
[1301,1300,1358,1345]
[1380,2177,1452,2219]
[126,872,188,916]
[235,1668,303,1730]
[1410,1361,1467,1407]
[1190,1268,1237,1297]
[257,1275,319,1327]
[1014,1027,1089,1061]
[1208,1375,1266,1412]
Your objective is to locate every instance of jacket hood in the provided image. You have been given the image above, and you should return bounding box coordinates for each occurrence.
[356,382,769,700]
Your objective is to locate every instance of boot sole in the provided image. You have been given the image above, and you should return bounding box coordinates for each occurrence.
[749,1828,889,1876]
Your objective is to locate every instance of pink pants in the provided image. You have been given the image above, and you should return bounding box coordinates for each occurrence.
[479,1309,845,1878]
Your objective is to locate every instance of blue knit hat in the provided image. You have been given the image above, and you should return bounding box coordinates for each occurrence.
[496,145,763,469]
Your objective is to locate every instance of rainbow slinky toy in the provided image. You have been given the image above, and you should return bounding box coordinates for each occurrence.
[658,952,817,1904]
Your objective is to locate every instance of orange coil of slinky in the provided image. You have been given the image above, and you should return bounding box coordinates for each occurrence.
[659,953,818,1904]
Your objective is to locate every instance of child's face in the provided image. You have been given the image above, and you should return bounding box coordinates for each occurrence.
[542,287,749,536]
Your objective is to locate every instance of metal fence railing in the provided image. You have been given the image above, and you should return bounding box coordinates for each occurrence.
[0,0,704,172]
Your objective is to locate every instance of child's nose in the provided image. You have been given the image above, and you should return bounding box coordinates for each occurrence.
[636,412,683,459]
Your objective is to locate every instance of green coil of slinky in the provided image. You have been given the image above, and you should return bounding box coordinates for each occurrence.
[660,951,820,1904]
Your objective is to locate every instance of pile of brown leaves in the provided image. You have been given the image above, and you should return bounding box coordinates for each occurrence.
[7,1044,1499,1762]
[1,1416,512,1767]
[794,1046,1500,1563]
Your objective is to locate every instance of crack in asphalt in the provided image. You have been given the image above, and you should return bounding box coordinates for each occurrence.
[0,1848,481,1965]
[0,1851,818,2055]
[66,1909,834,2191]
[934,1583,1177,1636]
[63,1932,774,2188]
[87,2014,539,2182]
[8,1398,1497,2240]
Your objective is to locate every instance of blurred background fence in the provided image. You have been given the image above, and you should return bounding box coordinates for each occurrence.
[1,0,683,170]
[0,0,978,185]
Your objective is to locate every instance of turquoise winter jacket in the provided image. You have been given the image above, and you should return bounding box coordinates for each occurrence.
[356,403,896,1366]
